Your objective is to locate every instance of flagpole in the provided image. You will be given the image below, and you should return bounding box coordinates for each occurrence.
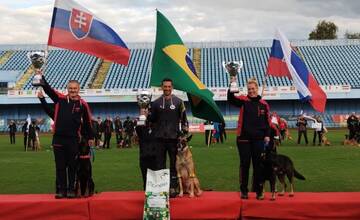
[207,129,212,148]
[42,45,50,74]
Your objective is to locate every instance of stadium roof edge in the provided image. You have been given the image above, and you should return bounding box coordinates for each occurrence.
[1,39,360,50]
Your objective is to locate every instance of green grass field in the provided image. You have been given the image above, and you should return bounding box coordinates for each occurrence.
[0,129,359,194]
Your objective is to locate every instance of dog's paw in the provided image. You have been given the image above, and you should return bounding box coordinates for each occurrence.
[270,197,276,201]
[195,190,203,197]
[189,193,195,198]
[289,193,294,197]
[178,192,184,197]
[278,192,285,196]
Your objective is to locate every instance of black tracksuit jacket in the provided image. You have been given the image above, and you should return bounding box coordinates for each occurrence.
[41,77,94,141]
[227,90,271,140]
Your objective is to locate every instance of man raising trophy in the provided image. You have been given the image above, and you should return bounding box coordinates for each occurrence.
[27,51,47,87]
[223,61,243,93]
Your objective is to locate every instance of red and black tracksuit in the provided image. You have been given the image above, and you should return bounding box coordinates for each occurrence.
[41,77,94,195]
[228,90,271,195]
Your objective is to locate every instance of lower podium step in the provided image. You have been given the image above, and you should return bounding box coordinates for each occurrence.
[88,191,241,220]
[1,192,360,220]
[0,194,89,220]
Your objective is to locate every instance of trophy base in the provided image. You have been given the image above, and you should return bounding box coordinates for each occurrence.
[138,115,147,126]
[229,84,239,93]
[229,88,239,93]
[137,120,146,126]
[32,75,43,87]
[229,82,239,93]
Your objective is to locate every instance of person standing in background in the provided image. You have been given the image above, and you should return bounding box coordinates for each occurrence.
[102,116,114,149]
[313,116,324,146]
[91,117,100,148]
[114,116,123,147]
[97,116,103,147]
[8,120,17,144]
[22,121,29,151]
[296,115,308,145]
[123,116,135,148]
[28,121,38,151]
[219,122,226,143]
[347,113,358,140]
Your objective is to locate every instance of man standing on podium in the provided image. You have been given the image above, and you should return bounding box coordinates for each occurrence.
[39,72,94,199]
[149,78,189,198]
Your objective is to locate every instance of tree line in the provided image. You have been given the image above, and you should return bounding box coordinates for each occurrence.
[309,20,360,40]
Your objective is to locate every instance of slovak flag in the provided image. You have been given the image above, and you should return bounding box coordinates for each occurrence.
[266,29,327,112]
[48,0,130,65]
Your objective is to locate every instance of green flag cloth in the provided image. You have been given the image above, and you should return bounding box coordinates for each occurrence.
[150,10,224,123]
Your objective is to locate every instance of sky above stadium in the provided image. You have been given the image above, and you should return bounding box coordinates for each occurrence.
[1,0,360,44]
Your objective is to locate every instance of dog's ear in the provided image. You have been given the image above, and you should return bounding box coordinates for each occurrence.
[186,134,193,143]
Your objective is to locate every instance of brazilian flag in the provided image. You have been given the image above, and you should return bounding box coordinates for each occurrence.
[150,10,224,123]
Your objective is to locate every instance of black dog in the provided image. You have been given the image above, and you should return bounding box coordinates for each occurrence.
[75,138,95,198]
[258,150,277,200]
[259,151,305,200]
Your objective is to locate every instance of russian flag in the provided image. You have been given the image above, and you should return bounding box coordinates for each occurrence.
[266,29,327,112]
[48,0,130,65]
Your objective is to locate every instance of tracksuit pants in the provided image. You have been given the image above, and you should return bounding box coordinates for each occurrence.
[236,137,264,194]
[103,132,111,148]
[52,136,79,194]
[24,133,28,150]
[297,130,308,144]
[157,139,178,189]
[10,133,15,144]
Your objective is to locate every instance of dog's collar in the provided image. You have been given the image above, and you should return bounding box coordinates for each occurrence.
[79,155,91,159]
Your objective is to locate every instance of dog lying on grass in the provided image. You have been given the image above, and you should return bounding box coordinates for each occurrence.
[176,134,202,198]
[343,135,358,146]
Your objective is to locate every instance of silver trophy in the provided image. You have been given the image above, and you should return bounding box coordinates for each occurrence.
[27,51,48,87]
[223,61,243,93]
[137,90,152,126]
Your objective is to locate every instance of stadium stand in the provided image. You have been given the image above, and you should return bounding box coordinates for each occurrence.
[102,48,153,89]
[0,39,360,131]
[0,50,29,71]
[22,50,99,90]
[1,39,360,90]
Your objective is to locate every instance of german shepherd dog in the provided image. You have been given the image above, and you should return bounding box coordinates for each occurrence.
[322,134,331,146]
[176,134,202,198]
[343,134,358,146]
[259,151,305,200]
[75,138,95,198]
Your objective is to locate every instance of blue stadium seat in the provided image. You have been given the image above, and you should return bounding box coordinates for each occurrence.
[21,50,99,90]
[102,49,153,89]
[0,41,359,90]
